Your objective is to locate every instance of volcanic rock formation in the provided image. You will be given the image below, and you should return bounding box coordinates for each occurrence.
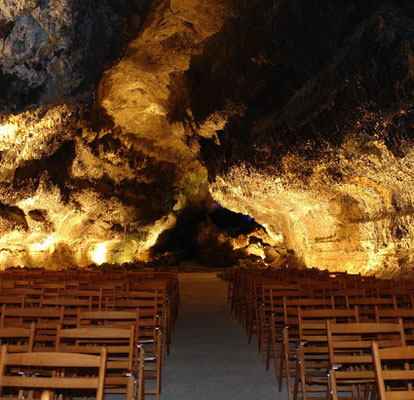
[1,0,414,276]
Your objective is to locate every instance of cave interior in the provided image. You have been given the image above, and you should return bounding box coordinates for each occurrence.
[0,0,414,277]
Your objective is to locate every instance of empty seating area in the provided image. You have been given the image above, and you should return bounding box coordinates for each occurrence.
[6,265,414,400]
[0,268,180,400]
[228,267,414,399]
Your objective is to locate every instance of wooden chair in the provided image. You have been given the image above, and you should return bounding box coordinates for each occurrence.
[122,281,169,359]
[346,297,396,322]
[326,320,406,400]
[372,342,414,400]
[77,310,140,331]
[0,295,25,308]
[107,292,163,355]
[56,324,144,400]
[276,298,335,400]
[0,344,107,400]
[58,289,103,310]
[261,287,312,368]
[378,289,414,308]
[0,288,43,306]
[77,309,161,399]
[294,308,359,400]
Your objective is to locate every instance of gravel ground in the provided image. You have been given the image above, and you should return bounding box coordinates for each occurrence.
[161,272,287,400]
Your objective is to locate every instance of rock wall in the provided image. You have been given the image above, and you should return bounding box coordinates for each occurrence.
[1,0,414,275]
[193,0,414,276]
[0,0,229,268]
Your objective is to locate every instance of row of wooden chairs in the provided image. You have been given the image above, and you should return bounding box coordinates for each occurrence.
[0,322,144,400]
[0,270,180,352]
[0,268,180,400]
[228,267,414,400]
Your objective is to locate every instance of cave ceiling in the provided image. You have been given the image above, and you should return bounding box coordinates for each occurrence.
[0,0,414,276]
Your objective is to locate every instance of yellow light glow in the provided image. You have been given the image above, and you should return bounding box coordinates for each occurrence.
[365,242,395,273]
[29,235,56,253]
[92,243,107,265]
[0,123,18,142]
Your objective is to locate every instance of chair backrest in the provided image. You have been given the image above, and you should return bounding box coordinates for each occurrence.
[77,310,139,328]
[0,294,25,308]
[327,320,406,373]
[298,307,360,344]
[372,341,414,400]
[0,344,107,399]
[56,324,135,371]
[375,307,414,344]
[1,305,64,330]
[0,323,35,352]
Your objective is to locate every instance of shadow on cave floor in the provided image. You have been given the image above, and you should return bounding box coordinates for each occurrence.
[160,272,284,400]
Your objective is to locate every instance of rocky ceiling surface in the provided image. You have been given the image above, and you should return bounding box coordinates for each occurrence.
[0,0,414,276]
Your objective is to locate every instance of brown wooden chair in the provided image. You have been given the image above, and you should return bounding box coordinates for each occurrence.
[58,289,104,310]
[121,281,169,359]
[77,309,161,399]
[372,341,414,400]
[294,307,360,400]
[1,306,63,337]
[0,295,25,308]
[0,303,66,351]
[276,298,336,400]
[327,320,406,400]
[56,324,144,400]
[0,344,107,400]
[262,286,312,370]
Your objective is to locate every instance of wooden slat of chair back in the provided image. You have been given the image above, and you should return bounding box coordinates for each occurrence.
[375,307,414,345]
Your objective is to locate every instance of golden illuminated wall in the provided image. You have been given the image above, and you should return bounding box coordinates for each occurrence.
[0,107,184,268]
[210,134,414,277]
[0,0,228,269]
[1,0,413,277]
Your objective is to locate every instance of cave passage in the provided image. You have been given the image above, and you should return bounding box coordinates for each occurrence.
[161,272,282,399]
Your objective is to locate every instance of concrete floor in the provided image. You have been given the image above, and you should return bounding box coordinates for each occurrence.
[161,272,287,400]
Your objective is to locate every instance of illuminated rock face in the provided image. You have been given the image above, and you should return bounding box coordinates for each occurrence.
[1,0,414,276]
[0,105,182,267]
[197,1,414,277]
[0,0,225,268]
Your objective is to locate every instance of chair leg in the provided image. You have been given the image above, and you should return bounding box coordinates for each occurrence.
[126,376,134,400]
[262,323,269,363]
[278,333,285,392]
[329,371,338,400]
[271,322,280,381]
[282,329,293,400]
[255,305,261,353]
[292,357,300,400]
[296,348,307,400]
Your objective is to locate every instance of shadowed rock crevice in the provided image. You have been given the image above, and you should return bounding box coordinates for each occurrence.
[0,202,28,231]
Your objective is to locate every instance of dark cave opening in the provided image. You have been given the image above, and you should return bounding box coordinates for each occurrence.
[149,203,272,268]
